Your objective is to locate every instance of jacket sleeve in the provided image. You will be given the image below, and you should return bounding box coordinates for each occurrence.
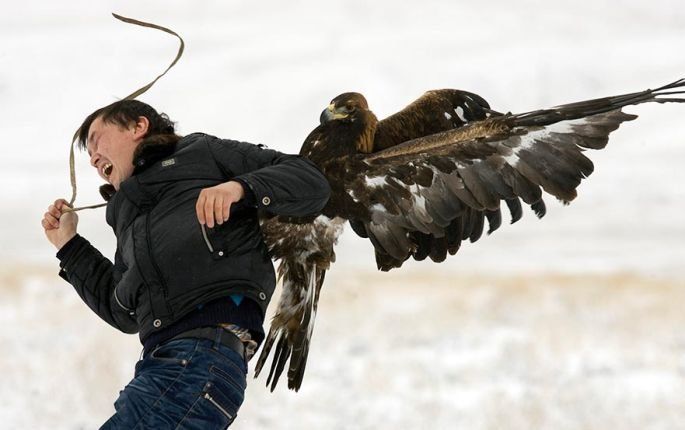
[56,234,138,334]
[207,137,331,217]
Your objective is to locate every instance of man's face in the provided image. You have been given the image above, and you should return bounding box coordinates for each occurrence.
[86,115,148,190]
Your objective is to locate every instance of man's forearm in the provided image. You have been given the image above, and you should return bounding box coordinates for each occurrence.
[234,156,331,216]
[208,138,331,217]
[57,235,138,334]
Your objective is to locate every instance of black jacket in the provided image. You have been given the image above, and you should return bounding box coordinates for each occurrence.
[57,133,330,342]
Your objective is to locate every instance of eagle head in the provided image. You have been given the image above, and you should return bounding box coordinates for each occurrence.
[319,92,369,125]
[319,92,378,153]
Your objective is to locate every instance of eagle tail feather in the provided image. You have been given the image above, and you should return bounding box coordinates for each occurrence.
[286,265,324,391]
[254,259,326,392]
[254,326,277,378]
[266,334,291,392]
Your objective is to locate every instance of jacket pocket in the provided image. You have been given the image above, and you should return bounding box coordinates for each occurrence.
[200,224,216,253]
[113,271,144,315]
[113,284,136,315]
[148,339,193,367]
[200,218,257,259]
[200,224,228,260]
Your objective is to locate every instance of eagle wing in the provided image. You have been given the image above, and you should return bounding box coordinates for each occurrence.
[346,89,496,238]
[348,109,633,270]
[373,89,495,152]
[344,79,685,270]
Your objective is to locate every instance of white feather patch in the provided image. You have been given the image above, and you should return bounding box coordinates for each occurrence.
[365,175,387,187]
[455,106,467,122]
[412,184,428,215]
[545,116,591,134]
[370,203,386,212]
[502,117,592,167]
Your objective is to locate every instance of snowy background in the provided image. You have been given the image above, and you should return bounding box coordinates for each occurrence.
[1,1,684,429]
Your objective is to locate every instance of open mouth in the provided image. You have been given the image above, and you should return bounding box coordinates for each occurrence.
[101,163,113,179]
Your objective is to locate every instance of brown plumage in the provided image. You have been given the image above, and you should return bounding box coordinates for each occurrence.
[255,79,685,391]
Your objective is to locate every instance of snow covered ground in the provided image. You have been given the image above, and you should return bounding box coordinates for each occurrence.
[3,269,685,429]
[1,1,684,428]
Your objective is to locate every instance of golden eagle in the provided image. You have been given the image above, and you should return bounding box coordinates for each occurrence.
[254,79,685,391]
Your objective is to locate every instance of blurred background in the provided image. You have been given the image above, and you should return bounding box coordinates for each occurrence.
[1,1,684,428]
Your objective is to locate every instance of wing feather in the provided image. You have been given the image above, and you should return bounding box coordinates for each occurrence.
[485,209,502,235]
[457,162,504,210]
[505,198,523,224]
[373,89,493,151]
[499,163,542,205]
[444,218,463,254]
[346,109,636,270]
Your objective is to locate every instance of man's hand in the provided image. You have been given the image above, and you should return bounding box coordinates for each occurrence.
[42,199,78,250]
[196,181,245,228]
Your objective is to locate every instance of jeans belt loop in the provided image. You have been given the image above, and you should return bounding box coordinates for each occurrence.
[213,327,223,351]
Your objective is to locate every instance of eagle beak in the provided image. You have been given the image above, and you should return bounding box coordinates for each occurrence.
[320,103,349,125]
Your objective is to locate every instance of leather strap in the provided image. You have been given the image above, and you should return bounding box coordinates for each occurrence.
[66,13,185,212]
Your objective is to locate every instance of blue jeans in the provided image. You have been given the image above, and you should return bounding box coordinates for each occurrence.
[100,336,247,429]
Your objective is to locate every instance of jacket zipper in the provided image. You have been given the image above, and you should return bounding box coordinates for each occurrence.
[113,284,135,315]
[204,392,234,420]
[201,224,214,253]
[145,214,170,298]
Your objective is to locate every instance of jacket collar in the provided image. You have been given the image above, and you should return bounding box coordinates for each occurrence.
[99,134,182,202]
[132,134,182,175]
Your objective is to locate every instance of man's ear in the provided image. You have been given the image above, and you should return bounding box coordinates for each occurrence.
[132,116,150,139]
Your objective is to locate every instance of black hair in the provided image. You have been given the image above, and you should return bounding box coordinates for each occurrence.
[77,99,177,150]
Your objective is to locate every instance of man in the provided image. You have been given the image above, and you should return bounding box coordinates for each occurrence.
[41,100,331,429]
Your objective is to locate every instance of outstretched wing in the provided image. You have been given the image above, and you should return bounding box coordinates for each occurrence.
[346,109,634,270]
[373,89,495,152]
[346,79,685,270]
